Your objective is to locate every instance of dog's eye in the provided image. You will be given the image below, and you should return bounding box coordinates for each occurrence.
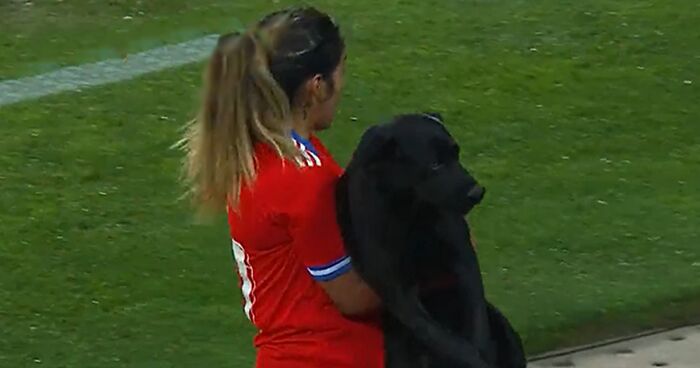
[430,162,444,171]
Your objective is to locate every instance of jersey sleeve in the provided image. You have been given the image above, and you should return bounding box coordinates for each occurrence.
[288,168,351,282]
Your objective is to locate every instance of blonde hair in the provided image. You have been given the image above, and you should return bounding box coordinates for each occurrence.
[175,7,345,215]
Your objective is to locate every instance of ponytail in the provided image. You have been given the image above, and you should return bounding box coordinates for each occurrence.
[177,30,300,215]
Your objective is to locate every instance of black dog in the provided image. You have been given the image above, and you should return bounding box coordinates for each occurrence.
[336,113,526,368]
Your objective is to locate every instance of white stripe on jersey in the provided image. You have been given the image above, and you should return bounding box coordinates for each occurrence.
[307,256,352,278]
[231,239,256,322]
[293,139,322,167]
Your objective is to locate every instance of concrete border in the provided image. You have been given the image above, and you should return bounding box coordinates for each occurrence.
[528,326,675,362]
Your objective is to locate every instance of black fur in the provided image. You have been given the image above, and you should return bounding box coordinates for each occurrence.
[336,113,527,368]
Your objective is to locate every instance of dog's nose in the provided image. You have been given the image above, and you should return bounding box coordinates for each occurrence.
[450,184,485,215]
[467,185,485,203]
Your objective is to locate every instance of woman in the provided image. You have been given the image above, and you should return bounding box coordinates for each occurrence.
[179,6,383,368]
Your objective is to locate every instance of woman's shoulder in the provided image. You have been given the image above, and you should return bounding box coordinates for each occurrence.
[252,142,335,195]
[309,134,333,157]
[308,135,344,176]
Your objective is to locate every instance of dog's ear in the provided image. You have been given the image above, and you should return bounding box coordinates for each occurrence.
[352,125,396,167]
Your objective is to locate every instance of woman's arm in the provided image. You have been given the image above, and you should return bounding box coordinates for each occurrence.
[468,218,477,250]
[318,269,381,317]
[288,171,382,318]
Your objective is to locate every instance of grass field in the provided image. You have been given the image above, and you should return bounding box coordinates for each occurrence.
[1,0,699,367]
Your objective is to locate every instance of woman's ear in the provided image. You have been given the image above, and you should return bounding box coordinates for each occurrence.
[298,74,323,107]
[310,74,329,103]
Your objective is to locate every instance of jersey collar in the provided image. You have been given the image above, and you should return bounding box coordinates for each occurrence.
[291,130,319,156]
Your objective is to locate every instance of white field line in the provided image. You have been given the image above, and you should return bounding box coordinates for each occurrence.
[0,35,218,107]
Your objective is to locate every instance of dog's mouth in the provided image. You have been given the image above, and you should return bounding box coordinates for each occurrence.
[414,165,485,215]
[443,183,485,214]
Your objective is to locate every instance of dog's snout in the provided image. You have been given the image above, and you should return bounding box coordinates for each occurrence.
[467,185,485,204]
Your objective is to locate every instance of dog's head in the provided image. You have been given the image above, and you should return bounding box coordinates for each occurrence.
[349,112,485,214]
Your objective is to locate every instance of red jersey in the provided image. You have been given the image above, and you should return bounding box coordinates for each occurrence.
[227,134,384,368]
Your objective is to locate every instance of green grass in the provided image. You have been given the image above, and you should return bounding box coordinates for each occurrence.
[2,0,700,367]
[1,0,280,80]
